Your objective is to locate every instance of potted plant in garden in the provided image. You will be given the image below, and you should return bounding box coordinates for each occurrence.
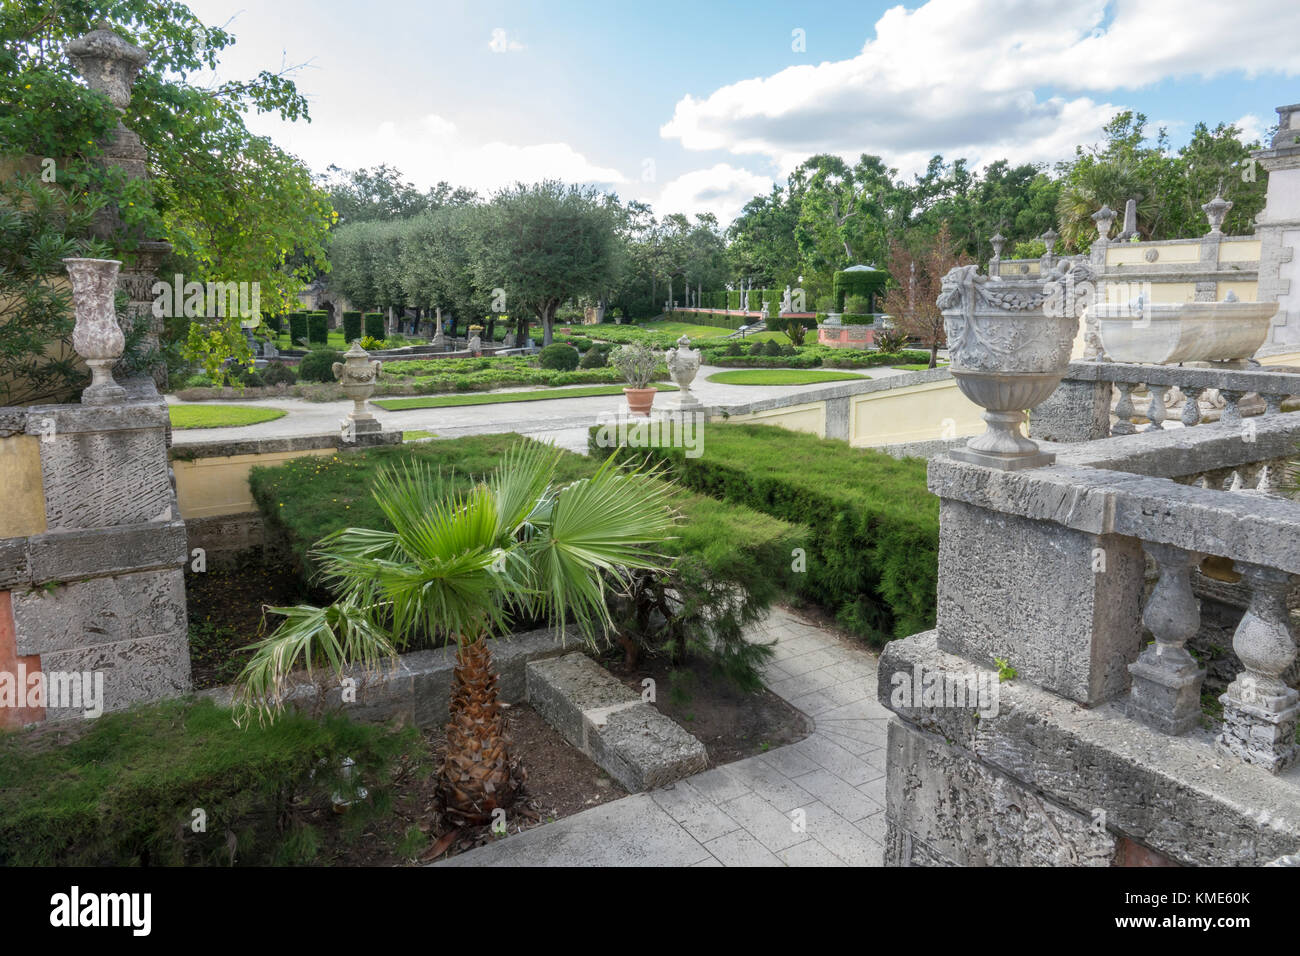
[612,342,661,416]
[233,441,674,829]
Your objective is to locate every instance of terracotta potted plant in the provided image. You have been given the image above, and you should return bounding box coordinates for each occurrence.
[612,342,661,416]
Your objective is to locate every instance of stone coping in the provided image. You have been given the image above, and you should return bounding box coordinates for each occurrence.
[879,631,1300,865]
[1061,360,1300,394]
[168,432,347,459]
[714,367,952,418]
[928,415,1300,573]
[0,519,188,589]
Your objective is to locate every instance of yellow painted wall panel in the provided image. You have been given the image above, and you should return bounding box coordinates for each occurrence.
[1218,240,1261,263]
[726,403,826,437]
[0,435,46,538]
[173,448,334,519]
[849,379,983,447]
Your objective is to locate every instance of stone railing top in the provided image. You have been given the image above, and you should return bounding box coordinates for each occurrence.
[929,414,1300,573]
[1060,360,1300,394]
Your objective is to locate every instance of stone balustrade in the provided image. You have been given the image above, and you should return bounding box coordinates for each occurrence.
[1031,360,1300,443]
[928,412,1300,776]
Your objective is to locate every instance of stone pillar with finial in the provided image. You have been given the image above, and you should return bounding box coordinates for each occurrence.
[988,233,1005,278]
[1116,198,1139,241]
[67,22,172,390]
[1039,228,1058,274]
[1201,190,1233,237]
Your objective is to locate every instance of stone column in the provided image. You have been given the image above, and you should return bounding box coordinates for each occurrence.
[1253,104,1300,357]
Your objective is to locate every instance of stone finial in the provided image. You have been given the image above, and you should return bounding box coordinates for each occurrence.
[63,257,127,405]
[665,335,702,409]
[989,233,1006,258]
[332,341,382,438]
[1040,228,1058,249]
[1091,205,1116,241]
[1202,192,1233,237]
[1117,198,1139,241]
[66,23,148,111]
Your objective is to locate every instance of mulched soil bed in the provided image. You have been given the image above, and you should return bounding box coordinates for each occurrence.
[313,703,627,864]
[595,648,813,765]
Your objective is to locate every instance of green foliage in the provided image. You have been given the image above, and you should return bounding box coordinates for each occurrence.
[262,363,297,386]
[247,435,800,688]
[298,347,342,383]
[307,313,328,345]
[592,423,938,643]
[538,343,580,371]
[763,339,782,357]
[994,657,1018,682]
[611,342,660,388]
[0,698,414,866]
[264,314,283,334]
[288,312,308,346]
[834,268,888,311]
[364,313,385,339]
[579,347,608,369]
[342,311,362,342]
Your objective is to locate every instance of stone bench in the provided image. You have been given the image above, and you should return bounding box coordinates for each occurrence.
[525,653,707,791]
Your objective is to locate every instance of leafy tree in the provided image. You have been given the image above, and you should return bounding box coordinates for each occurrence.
[474,181,618,346]
[1,0,335,378]
[881,222,966,368]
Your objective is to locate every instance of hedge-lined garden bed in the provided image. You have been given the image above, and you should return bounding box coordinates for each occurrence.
[590,422,938,644]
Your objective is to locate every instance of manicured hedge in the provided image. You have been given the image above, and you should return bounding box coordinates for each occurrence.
[263,312,282,334]
[307,312,328,345]
[833,268,890,312]
[298,347,342,383]
[665,310,749,330]
[364,313,385,340]
[342,311,362,343]
[590,422,938,643]
[0,698,412,866]
[538,343,580,371]
[817,312,876,325]
[288,311,307,345]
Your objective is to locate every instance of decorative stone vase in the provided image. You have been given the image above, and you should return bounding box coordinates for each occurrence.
[936,261,1092,470]
[1091,299,1278,365]
[665,335,701,407]
[64,257,127,405]
[624,387,657,417]
[332,341,382,435]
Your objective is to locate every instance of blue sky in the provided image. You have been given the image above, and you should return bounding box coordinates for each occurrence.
[186,0,1300,222]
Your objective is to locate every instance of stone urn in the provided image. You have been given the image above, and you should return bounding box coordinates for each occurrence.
[936,260,1093,470]
[64,257,127,405]
[665,335,702,408]
[468,326,484,355]
[332,341,382,438]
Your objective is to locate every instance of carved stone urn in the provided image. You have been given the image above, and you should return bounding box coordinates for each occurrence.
[936,260,1093,470]
[665,335,702,408]
[64,257,127,405]
[332,341,382,437]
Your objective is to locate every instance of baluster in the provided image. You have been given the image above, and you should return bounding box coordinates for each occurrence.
[1145,385,1169,431]
[1257,466,1277,495]
[1113,382,1137,435]
[1220,389,1245,427]
[1227,471,1243,492]
[1181,386,1203,427]
[1128,543,1205,735]
[1262,392,1286,417]
[1216,563,1300,773]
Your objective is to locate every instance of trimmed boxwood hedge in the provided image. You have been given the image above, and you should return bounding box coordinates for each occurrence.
[364,312,385,340]
[298,347,342,383]
[342,311,362,343]
[307,312,328,345]
[833,267,890,312]
[590,422,938,644]
[263,312,282,334]
[287,311,307,346]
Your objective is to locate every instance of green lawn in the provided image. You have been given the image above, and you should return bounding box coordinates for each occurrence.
[169,404,287,428]
[706,369,864,386]
[892,362,947,371]
[402,430,437,441]
[373,382,677,411]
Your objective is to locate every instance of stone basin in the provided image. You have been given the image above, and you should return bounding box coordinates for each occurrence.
[1092,300,1278,364]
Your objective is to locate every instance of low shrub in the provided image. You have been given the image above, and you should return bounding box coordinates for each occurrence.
[748,341,764,356]
[298,348,343,383]
[538,343,580,371]
[229,365,264,388]
[0,698,414,865]
[591,422,938,644]
[262,363,298,387]
[764,339,782,357]
[578,347,607,368]
[342,311,362,343]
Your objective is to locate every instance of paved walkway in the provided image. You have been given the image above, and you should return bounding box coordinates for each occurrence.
[436,607,889,867]
[168,364,909,451]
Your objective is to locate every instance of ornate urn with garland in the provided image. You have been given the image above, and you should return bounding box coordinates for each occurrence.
[936,259,1094,470]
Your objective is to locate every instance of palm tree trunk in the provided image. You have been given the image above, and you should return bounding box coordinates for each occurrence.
[439,635,519,825]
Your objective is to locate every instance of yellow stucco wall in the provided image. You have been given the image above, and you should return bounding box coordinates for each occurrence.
[726,402,826,437]
[173,448,335,518]
[1260,351,1300,367]
[849,378,983,447]
[0,435,46,538]
[1217,281,1259,301]
[1218,240,1262,263]
[1106,243,1203,266]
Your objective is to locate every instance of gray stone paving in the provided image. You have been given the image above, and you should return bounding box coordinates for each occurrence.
[435,606,888,867]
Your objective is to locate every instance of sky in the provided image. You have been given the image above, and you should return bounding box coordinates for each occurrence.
[183,0,1300,224]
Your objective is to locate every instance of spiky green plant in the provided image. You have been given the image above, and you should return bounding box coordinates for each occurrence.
[234,439,676,820]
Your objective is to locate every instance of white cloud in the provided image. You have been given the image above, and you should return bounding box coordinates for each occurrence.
[1232,113,1269,146]
[488,28,525,54]
[266,112,625,194]
[655,164,774,224]
[660,0,1300,177]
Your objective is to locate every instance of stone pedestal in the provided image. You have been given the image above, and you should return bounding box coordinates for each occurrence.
[1028,377,1112,443]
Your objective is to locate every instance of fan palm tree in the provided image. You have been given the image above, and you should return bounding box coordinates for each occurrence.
[234,440,676,824]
